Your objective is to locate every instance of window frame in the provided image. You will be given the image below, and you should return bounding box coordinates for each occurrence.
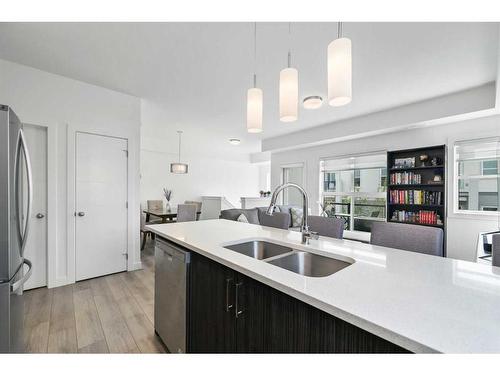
[481,159,498,176]
[450,133,500,220]
[319,152,388,233]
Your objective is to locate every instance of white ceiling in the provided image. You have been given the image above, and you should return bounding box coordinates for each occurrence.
[0,22,497,156]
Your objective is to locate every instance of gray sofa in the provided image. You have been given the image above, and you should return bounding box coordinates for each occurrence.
[220,206,298,228]
[221,207,346,241]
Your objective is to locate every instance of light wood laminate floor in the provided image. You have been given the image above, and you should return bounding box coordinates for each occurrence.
[23,240,166,353]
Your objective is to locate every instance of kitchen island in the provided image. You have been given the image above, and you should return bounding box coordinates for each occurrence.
[147,219,500,353]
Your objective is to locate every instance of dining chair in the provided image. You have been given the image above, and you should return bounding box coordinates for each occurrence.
[492,234,500,267]
[185,200,202,212]
[177,204,198,222]
[199,197,222,220]
[140,213,151,251]
[307,216,344,239]
[146,200,163,224]
[147,200,163,211]
[259,211,290,230]
[370,222,443,256]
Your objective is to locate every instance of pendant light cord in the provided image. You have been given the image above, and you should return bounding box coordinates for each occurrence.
[177,131,182,163]
[253,22,257,88]
[337,21,343,39]
[288,22,292,68]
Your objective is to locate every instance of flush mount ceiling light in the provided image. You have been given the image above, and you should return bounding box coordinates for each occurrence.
[247,22,263,134]
[328,22,352,107]
[170,130,188,174]
[229,138,241,145]
[303,95,323,109]
[279,23,298,123]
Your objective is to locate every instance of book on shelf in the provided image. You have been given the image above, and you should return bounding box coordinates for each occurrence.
[390,171,422,185]
[391,210,441,225]
[389,190,442,205]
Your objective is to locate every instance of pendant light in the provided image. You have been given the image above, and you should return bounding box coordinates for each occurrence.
[247,22,263,133]
[303,95,323,109]
[279,22,298,122]
[170,130,188,174]
[327,22,352,107]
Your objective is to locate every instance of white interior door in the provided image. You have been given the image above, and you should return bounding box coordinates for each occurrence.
[282,165,304,206]
[23,124,47,290]
[75,132,128,281]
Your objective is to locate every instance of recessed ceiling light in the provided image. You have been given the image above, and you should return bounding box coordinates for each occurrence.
[303,95,323,109]
[229,138,241,145]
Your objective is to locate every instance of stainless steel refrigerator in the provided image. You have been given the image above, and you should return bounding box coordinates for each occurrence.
[0,104,33,353]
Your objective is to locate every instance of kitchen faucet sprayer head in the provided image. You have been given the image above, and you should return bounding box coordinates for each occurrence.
[266,204,277,216]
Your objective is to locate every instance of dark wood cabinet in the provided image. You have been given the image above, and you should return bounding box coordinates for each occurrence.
[187,248,409,353]
[188,252,236,353]
[235,273,271,353]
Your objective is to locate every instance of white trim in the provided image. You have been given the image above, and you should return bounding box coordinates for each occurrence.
[279,162,305,169]
[448,130,500,221]
[319,149,388,163]
[23,122,58,289]
[279,162,306,205]
[67,126,139,286]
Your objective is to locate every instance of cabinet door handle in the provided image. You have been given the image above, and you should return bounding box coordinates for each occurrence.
[235,281,244,318]
[225,278,233,311]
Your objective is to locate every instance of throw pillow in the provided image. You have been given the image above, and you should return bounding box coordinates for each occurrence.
[290,207,303,228]
[237,213,249,223]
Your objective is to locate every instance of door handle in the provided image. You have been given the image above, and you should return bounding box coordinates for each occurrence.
[235,281,244,318]
[36,213,45,219]
[11,258,33,293]
[14,128,33,258]
[225,278,233,311]
[77,212,85,217]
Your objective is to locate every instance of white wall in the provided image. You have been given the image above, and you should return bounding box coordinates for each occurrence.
[257,162,271,192]
[140,147,260,208]
[271,115,500,261]
[140,99,261,208]
[0,59,142,287]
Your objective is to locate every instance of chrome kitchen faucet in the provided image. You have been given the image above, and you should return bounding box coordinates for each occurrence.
[266,183,319,245]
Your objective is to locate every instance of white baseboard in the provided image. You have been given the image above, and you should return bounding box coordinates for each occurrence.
[129,261,143,271]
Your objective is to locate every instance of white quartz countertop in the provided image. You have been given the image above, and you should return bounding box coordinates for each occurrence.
[147,219,500,353]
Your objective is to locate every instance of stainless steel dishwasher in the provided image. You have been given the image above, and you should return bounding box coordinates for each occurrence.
[154,237,190,353]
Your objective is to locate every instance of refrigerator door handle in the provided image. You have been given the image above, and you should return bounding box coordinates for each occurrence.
[10,258,32,293]
[15,128,33,258]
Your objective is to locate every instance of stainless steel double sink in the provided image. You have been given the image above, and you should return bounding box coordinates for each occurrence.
[223,240,353,277]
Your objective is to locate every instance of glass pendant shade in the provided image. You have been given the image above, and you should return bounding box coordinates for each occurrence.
[247,87,263,133]
[170,162,188,174]
[327,37,352,107]
[170,130,188,174]
[303,95,323,109]
[279,67,298,122]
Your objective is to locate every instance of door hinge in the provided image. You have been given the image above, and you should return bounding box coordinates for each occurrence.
[123,252,128,259]
[125,201,128,208]
[122,149,128,157]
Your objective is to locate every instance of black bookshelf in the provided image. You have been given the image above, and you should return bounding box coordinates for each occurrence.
[387,145,446,256]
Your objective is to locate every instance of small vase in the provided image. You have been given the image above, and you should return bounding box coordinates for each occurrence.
[165,201,171,212]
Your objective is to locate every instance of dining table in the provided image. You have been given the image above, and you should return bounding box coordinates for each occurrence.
[143,208,202,223]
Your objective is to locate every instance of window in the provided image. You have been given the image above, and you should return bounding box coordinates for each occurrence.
[281,165,304,206]
[455,137,500,213]
[319,153,387,232]
[482,160,498,176]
